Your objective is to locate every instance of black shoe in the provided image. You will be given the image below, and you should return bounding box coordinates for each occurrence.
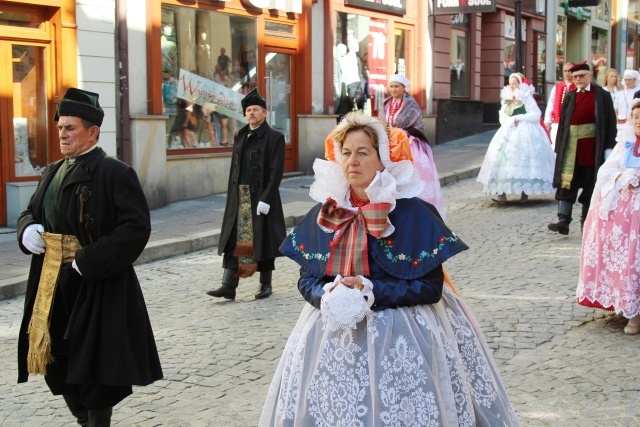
[206,285,236,300]
[207,269,238,300]
[548,220,570,235]
[255,270,272,299]
[255,283,272,299]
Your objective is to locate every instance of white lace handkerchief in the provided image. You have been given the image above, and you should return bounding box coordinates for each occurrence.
[321,281,372,331]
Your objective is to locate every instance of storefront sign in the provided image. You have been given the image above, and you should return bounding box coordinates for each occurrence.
[345,0,407,15]
[433,0,495,15]
[177,69,247,123]
[245,0,302,13]
[565,5,592,19]
[367,18,388,88]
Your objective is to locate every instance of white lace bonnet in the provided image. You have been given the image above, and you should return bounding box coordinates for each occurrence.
[309,113,423,217]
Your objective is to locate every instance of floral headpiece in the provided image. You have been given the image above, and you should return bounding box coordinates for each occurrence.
[324,125,413,167]
[309,113,423,220]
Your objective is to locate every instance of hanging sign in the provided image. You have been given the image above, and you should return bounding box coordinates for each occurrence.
[345,0,407,15]
[176,69,247,123]
[433,0,496,15]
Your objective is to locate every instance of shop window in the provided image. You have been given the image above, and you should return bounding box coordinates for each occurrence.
[534,33,546,98]
[334,12,380,117]
[504,15,526,86]
[161,5,257,151]
[12,44,47,177]
[394,28,408,76]
[591,28,608,86]
[0,8,43,29]
[450,15,469,98]
[595,0,610,22]
[627,31,638,70]
[555,16,566,82]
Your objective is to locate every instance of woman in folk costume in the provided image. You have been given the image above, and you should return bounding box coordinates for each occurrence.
[613,69,640,130]
[378,74,446,219]
[576,99,640,335]
[259,113,520,426]
[477,72,555,203]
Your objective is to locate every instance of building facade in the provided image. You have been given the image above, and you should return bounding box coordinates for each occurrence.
[0,0,117,226]
[0,0,629,225]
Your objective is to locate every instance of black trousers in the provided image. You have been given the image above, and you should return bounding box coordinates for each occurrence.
[45,355,131,410]
[555,165,597,210]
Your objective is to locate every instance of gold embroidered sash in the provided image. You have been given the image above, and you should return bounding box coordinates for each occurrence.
[27,232,81,375]
[561,123,596,189]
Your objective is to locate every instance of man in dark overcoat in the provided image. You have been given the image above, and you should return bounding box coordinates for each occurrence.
[207,88,286,300]
[17,88,163,426]
[547,60,617,235]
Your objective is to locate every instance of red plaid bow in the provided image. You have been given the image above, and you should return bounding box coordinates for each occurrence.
[318,198,391,276]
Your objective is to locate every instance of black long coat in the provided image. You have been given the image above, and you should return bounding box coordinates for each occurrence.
[218,121,286,261]
[16,147,163,386]
[553,83,617,187]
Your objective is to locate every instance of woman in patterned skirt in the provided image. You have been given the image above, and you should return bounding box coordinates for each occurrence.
[259,113,520,426]
[577,99,640,335]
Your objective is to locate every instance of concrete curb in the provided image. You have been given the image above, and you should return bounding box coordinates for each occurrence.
[0,166,480,301]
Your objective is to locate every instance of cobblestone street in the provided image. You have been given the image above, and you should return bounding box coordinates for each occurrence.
[1,178,639,426]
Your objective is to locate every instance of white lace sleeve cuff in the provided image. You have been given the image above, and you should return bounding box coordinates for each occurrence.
[321,276,372,331]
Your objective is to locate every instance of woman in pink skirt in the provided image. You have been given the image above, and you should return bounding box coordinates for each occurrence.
[378,74,446,219]
[577,99,640,335]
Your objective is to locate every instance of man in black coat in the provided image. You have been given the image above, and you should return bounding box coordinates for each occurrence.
[547,60,617,235]
[207,88,286,300]
[17,88,163,426]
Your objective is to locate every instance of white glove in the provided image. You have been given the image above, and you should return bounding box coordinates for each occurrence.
[604,148,613,160]
[72,260,82,276]
[256,201,270,215]
[22,224,46,255]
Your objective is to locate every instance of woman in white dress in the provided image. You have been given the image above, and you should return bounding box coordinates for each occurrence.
[477,73,555,203]
[259,113,520,426]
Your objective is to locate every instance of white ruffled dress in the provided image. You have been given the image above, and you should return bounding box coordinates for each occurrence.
[259,158,520,427]
[477,84,556,196]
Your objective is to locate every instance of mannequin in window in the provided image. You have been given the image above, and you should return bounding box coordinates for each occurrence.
[450,57,466,97]
[340,37,366,111]
[197,31,212,80]
[161,25,177,79]
[214,65,232,146]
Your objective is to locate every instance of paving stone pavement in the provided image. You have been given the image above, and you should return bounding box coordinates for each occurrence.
[1,178,639,426]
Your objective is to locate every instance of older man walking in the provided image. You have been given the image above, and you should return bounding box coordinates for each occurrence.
[16,88,163,426]
[547,60,617,235]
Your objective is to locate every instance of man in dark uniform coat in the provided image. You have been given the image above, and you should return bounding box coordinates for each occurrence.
[17,88,163,426]
[547,60,617,235]
[207,88,286,300]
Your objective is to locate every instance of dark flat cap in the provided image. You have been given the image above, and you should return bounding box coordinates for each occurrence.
[54,88,104,126]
